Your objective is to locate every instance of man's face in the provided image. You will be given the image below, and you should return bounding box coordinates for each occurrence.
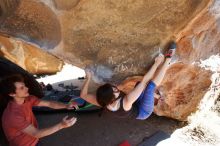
[13,82,29,98]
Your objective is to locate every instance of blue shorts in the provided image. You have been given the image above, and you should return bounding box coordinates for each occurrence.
[135,81,156,120]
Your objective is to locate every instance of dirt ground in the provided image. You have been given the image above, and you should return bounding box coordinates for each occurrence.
[0,105,180,146]
[35,111,180,146]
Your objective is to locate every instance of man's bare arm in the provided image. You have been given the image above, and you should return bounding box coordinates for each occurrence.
[23,116,77,138]
[37,100,78,110]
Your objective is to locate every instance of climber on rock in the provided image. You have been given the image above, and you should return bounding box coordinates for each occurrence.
[79,42,176,120]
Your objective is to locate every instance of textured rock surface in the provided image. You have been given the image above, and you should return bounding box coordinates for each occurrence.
[1,0,220,121]
[0,35,63,74]
[176,0,220,63]
[53,0,80,10]
[0,0,61,49]
[51,0,210,82]
[0,0,211,80]
[154,63,212,121]
[153,0,220,120]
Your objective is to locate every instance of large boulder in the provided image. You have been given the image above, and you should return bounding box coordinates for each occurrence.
[154,63,212,121]
[0,35,63,74]
[0,0,61,49]
[153,0,220,120]
[1,0,220,121]
[50,0,211,82]
[0,0,211,81]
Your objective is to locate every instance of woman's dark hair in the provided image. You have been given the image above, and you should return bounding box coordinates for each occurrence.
[96,83,115,107]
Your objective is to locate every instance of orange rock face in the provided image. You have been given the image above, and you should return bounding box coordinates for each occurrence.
[154,63,212,121]
[0,35,63,74]
[176,2,220,64]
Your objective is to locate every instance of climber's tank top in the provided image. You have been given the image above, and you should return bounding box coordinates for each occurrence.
[107,91,138,118]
